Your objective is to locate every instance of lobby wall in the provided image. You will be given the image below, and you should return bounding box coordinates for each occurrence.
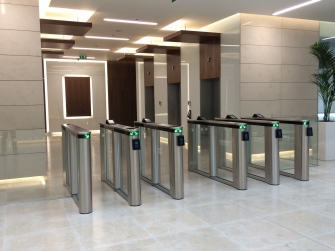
[239,14,319,118]
[0,0,46,179]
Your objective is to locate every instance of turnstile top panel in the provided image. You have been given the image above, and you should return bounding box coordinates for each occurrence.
[241,117,309,125]
[61,124,91,136]
[188,119,246,129]
[134,121,182,133]
[100,123,139,136]
[215,118,279,127]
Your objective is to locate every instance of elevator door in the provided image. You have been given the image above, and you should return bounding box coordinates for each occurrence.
[200,78,220,120]
[168,83,181,126]
[145,86,155,122]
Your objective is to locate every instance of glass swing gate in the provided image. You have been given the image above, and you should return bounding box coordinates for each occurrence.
[188,120,249,190]
[62,124,92,214]
[242,115,313,181]
[215,118,282,185]
[134,121,185,200]
[100,123,141,206]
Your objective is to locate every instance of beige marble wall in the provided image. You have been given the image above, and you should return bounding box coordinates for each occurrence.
[240,14,318,118]
[0,1,46,179]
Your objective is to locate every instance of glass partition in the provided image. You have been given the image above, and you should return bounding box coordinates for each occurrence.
[120,134,129,195]
[217,127,233,182]
[159,131,170,190]
[106,130,114,184]
[197,125,210,173]
[248,125,266,178]
[139,128,153,180]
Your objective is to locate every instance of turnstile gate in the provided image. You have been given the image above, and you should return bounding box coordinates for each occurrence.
[243,114,313,181]
[135,121,184,200]
[62,124,92,214]
[100,122,141,206]
[215,117,282,185]
[188,119,249,190]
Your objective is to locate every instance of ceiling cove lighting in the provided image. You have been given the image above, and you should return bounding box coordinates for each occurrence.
[104,18,157,25]
[221,44,240,47]
[72,47,110,51]
[115,48,138,53]
[272,0,322,16]
[63,56,95,59]
[323,36,335,41]
[85,35,129,41]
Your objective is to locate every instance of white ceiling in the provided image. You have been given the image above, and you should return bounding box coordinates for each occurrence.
[48,0,335,60]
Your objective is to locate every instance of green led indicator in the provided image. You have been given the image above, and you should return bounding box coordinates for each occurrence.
[273,123,279,127]
[303,121,309,126]
[79,55,87,59]
[130,131,139,136]
[84,134,90,139]
[174,129,182,133]
[239,125,247,129]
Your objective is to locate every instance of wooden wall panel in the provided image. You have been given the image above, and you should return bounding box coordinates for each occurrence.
[65,77,91,117]
[144,59,154,87]
[108,61,137,126]
[167,52,181,84]
[200,37,221,80]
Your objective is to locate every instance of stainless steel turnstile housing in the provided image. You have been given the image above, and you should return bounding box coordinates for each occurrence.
[135,122,184,200]
[188,120,249,190]
[215,118,281,185]
[243,116,312,181]
[100,123,141,206]
[62,124,92,214]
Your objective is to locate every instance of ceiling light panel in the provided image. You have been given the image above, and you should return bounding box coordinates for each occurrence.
[72,47,110,51]
[41,34,73,40]
[43,7,94,22]
[85,36,129,41]
[115,48,138,53]
[104,18,157,25]
[272,0,322,16]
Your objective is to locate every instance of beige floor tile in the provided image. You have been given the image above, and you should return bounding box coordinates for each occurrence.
[134,208,209,236]
[308,203,335,219]
[73,217,150,250]
[255,238,333,251]
[187,201,256,225]
[156,227,245,251]
[266,210,335,238]
[89,238,166,251]
[216,217,302,250]
[314,231,335,249]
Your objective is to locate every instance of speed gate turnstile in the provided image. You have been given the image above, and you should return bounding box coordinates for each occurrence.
[243,114,313,181]
[135,121,184,200]
[215,117,282,185]
[188,119,249,190]
[62,124,92,214]
[100,122,141,206]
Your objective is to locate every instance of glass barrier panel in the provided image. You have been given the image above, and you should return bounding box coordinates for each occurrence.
[217,127,233,182]
[106,130,114,184]
[120,134,128,195]
[197,124,210,174]
[279,124,295,175]
[248,125,266,178]
[159,131,170,190]
[139,127,152,180]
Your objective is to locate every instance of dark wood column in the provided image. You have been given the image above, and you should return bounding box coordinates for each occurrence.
[107,61,137,126]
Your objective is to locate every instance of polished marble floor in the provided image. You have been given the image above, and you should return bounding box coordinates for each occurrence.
[0,135,335,250]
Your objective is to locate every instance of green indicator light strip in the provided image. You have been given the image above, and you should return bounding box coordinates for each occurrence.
[303,121,309,126]
[174,129,182,133]
[84,134,90,139]
[273,123,279,127]
[130,131,139,136]
[239,125,247,129]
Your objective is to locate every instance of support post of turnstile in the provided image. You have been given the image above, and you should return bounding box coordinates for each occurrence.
[78,136,92,214]
[294,124,309,181]
[100,125,106,182]
[209,126,218,177]
[62,127,67,186]
[232,128,247,190]
[169,133,184,200]
[127,135,141,206]
[151,129,160,184]
[70,135,79,194]
[264,127,280,185]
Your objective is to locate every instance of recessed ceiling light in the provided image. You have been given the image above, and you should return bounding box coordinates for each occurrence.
[63,56,95,59]
[104,18,157,25]
[272,0,322,16]
[85,35,129,41]
[72,47,110,51]
[323,36,335,41]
